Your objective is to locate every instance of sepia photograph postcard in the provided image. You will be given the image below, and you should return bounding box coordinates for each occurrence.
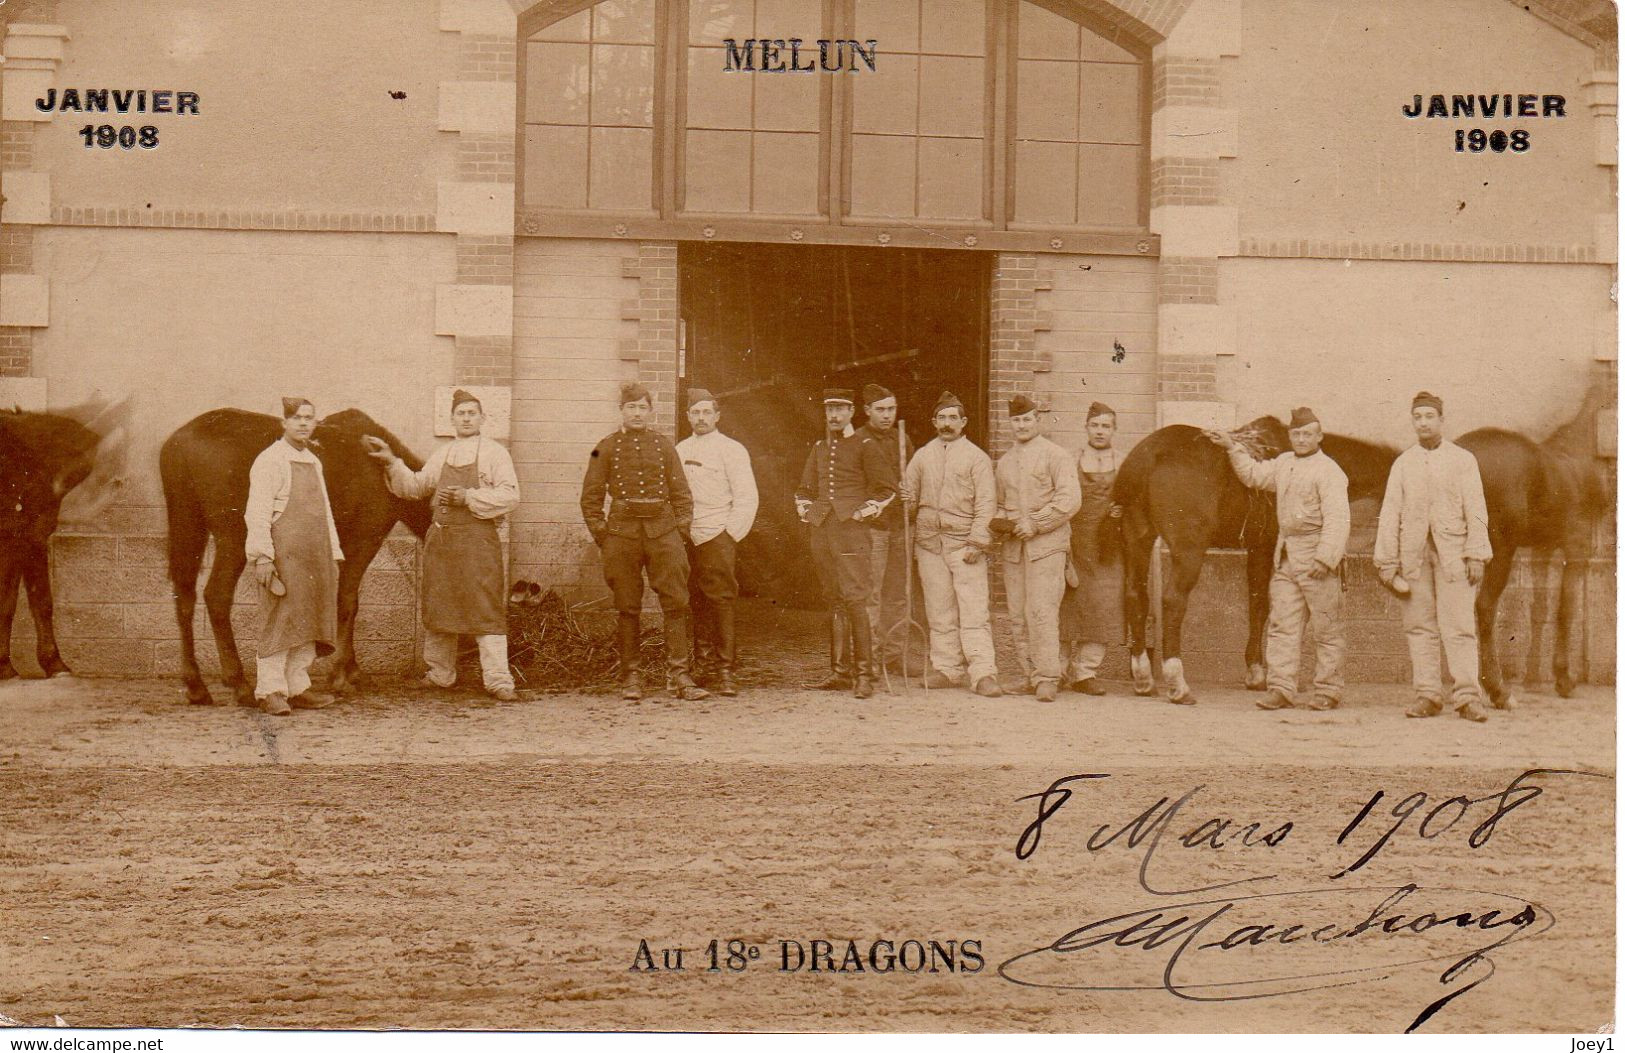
[0,0,1617,1040]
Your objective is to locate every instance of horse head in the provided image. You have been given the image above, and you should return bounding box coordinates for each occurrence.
[316,408,434,539]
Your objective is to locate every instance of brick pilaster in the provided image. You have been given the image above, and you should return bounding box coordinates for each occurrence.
[987,253,1042,455]
[634,242,679,434]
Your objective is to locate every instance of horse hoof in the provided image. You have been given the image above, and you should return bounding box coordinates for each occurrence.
[1555,676,1575,698]
[48,669,74,679]
[1244,664,1267,691]
[232,688,256,708]
[1167,693,1198,707]
[187,688,220,706]
[1490,691,1517,712]
[0,661,17,681]
[1133,684,1156,697]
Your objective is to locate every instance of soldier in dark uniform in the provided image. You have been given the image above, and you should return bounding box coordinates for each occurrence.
[580,383,709,702]
[858,383,912,671]
[795,388,895,700]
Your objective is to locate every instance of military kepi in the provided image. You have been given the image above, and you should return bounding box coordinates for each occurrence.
[451,388,481,411]
[1288,406,1319,429]
[1008,394,1036,417]
[1411,390,1443,413]
[823,388,855,405]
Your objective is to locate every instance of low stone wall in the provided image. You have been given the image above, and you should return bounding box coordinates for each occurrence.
[7,530,421,680]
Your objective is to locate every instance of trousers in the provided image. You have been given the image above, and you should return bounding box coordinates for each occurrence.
[602,529,693,678]
[1265,557,1346,702]
[255,642,316,700]
[915,538,996,684]
[1004,549,1067,687]
[1066,641,1107,682]
[423,631,514,692]
[1401,540,1481,707]
[687,533,738,671]
[866,527,909,662]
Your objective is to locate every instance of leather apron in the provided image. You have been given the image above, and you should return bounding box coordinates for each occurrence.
[421,450,506,635]
[1059,462,1124,645]
[259,459,338,657]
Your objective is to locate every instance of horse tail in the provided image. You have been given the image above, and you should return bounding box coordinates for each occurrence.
[158,432,208,595]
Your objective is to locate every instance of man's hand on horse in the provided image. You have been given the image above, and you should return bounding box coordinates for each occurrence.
[361,435,395,463]
[1466,558,1485,586]
[1202,428,1238,450]
[251,560,276,589]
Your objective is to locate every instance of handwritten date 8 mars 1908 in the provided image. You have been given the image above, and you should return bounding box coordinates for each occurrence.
[1015,768,1611,896]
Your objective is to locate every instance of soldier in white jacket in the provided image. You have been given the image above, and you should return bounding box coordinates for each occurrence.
[1210,407,1350,711]
[1374,391,1493,723]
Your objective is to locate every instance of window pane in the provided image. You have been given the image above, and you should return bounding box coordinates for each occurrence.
[755,68,820,131]
[687,47,754,129]
[1015,59,1078,141]
[690,0,753,45]
[852,0,918,51]
[850,54,917,134]
[527,125,589,209]
[1017,3,1076,59]
[529,42,591,125]
[537,9,590,42]
[685,129,754,212]
[1077,143,1140,226]
[1078,62,1141,144]
[848,134,915,217]
[591,44,655,127]
[920,0,984,55]
[752,131,820,214]
[1013,140,1076,224]
[590,127,655,209]
[1077,28,1138,63]
[756,0,820,33]
[593,0,656,44]
[918,56,984,138]
[918,137,983,219]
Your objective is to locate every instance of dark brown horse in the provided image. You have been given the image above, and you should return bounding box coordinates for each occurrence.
[1116,416,1398,704]
[0,403,126,679]
[1461,390,1612,706]
[161,408,431,705]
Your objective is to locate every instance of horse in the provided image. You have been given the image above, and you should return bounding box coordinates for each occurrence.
[1461,391,1612,707]
[1116,416,1398,704]
[0,400,128,679]
[161,408,431,706]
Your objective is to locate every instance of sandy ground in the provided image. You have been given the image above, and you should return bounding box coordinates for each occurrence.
[0,611,1615,1034]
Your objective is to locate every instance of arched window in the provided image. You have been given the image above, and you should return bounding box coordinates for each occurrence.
[519,0,1151,249]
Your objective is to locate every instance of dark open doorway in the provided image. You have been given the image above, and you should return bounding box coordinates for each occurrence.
[678,242,990,606]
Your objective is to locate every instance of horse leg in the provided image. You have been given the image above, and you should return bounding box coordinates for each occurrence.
[0,545,22,680]
[1522,548,1552,688]
[204,542,252,705]
[1121,523,1156,696]
[1554,552,1583,697]
[21,539,70,677]
[1475,550,1515,710]
[330,532,384,696]
[169,527,213,705]
[1243,540,1272,690]
[1161,546,1205,705]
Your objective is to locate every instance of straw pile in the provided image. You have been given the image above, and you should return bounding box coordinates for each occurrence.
[506,589,665,690]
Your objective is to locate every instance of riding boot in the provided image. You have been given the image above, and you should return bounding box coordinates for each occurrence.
[664,609,709,700]
[850,610,876,700]
[716,602,737,677]
[808,609,853,690]
[617,613,642,698]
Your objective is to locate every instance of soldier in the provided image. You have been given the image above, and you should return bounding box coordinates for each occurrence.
[858,383,912,671]
[1374,391,1493,723]
[1059,401,1124,696]
[676,388,759,697]
[795,388,894,700]
[902,391,1001,697]
[580,383,709,702]
[993,395,1080,702]
[1208,407,1350,712]
[244,397,342,716]
[366,389,521,701]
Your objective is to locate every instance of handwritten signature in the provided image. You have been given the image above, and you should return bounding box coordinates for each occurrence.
[997,881,1550,1032]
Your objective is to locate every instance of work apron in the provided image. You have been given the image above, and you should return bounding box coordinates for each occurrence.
[259,459,338,657]
[421,454,506,635]
[1059,464,1124,645]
